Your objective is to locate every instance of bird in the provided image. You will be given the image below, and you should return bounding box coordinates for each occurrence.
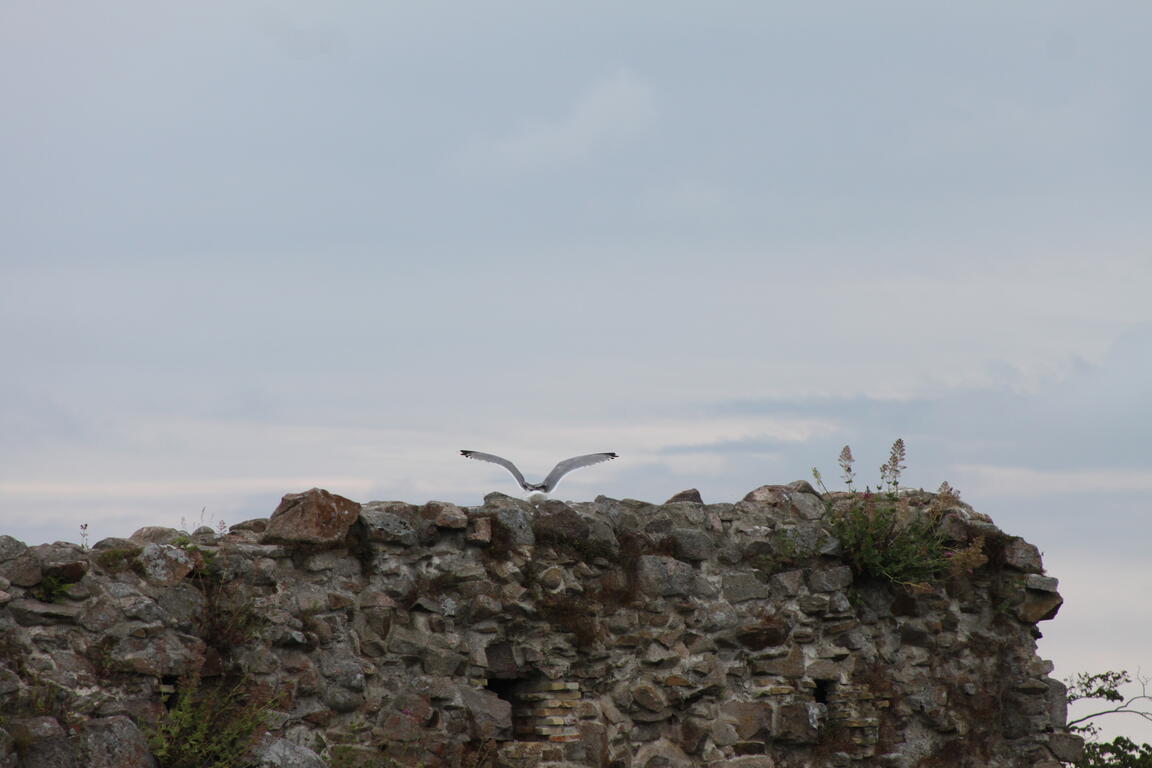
[460,450,618,493]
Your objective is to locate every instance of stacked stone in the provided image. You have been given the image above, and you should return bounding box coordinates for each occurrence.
[514,680,581,741]
[0,484,1083,768]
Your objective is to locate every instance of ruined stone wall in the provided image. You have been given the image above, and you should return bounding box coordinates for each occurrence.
[0,483,1082,768]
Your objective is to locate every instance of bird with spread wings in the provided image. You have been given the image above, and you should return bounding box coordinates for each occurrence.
[460,450,617,493]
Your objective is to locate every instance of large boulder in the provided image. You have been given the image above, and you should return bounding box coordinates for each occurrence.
[262,488,360,547]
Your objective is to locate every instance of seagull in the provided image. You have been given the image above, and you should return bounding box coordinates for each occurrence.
[460,450,618,493]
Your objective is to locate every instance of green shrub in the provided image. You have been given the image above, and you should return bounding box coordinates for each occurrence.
[34,574,71,603]
[95,546,143,573]
[827,493,950,590]
[147,675,270,768]
[815,439,984,591]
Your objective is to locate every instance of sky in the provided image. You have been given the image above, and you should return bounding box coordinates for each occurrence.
[2,0,1151,743]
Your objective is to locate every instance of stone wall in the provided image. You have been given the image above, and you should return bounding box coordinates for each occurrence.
[0,483,1082,767]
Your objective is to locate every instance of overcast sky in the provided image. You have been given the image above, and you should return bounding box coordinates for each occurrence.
[2,0,1150,741]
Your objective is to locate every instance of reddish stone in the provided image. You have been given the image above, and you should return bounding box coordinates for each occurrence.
[424,501,468,529]
[262,488,360,546]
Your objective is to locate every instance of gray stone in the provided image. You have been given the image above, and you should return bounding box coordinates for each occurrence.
[807,565,853,592]
[789,493,826,520]
[664,489,704,504]
[0,727,14,768]
[669,528,715,561]
[8,599,81,626]
[459,687,512,739]
[484,493,536,548]
[768,569,806,598]
[637,555,697,597]
[634,738,693,768]
[719,701,773,739]
[1046,677,1069,728]
[751,646,805,677]
[0,667,20,697]
[90,537,137,551]
[423,647,465,675]
[786,479,821,496]
[253,736,327,768]
[0,536,28,562]
[229,518,269,533]
[78,596,121,632]
[1003,538,1044,572]
[532,503,590,547]
[632,680,668,711]
[722,573,772,603]
[466,516,492,544]
[358,502,418,546]
[1025,573,1059,592]
[715,758,778,768]
[75,716,157,768]
[320,684,363,713]
[153,583,207,631]
[775,701,824,743]
[797,593,830,614]
[109,633,207,677]
[387,625,429,656]
[0,553,41,587]
[6,717,75,768]
[743,485,793,505]
[1048,732,1085,762]
[319,656,365,691]
[129,526,183,544]
[1017,574,1063,622]
[585,518,620,559]
[137,543,197,586]
[30,544,89,585]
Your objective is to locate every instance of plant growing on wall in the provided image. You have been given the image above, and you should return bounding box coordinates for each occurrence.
[147,674,273,768]
[813,439,986,592]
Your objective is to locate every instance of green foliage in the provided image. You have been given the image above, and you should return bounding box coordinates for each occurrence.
[815,439,984,592]
[1079,738,1152,768]
[1070,671,1133,705]
[1067,670,1152,768]
[147,675,270,768]
[827,493,950,590]
[194,581,263,657]
[33,574,70,603]
[95,546,143,573]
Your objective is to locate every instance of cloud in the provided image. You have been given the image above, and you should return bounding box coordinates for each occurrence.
[662,434,820,456]
[952,465,1152,496]
[249,7,345,59]
[461,68,656,171]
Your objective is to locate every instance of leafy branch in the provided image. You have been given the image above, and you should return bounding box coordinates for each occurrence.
[1066,670,1152,768]
[1068,670,1152,731]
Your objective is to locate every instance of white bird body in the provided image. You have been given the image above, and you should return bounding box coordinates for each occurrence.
[460,450,617,493]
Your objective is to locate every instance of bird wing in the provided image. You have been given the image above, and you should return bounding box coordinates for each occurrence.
[540,452,618,492]
[460,450,529,490]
